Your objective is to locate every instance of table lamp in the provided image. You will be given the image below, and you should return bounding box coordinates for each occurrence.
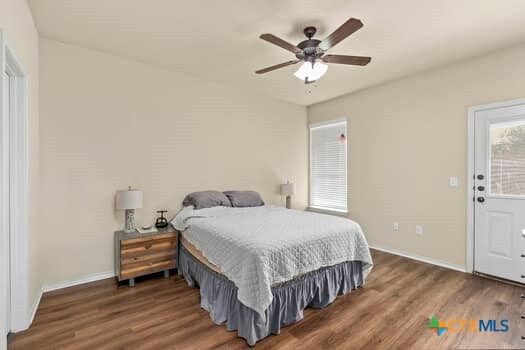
[280,181,295,209]
[116,186,143,233]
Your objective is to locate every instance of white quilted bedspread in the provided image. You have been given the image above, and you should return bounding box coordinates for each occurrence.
[172,205,373,318]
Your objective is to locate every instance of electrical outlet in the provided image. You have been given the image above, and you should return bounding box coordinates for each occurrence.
[393,222,399,232]
[415,225,423,235]
[449,176,459,188]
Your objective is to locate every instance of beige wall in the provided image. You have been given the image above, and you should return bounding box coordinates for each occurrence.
[0,0,39,332]
[39,38,308,286]
[308,43,525,268]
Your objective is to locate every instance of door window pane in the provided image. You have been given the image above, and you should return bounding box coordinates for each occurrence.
[489,119,525,195]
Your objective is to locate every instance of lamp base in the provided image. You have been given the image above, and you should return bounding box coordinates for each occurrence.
[124,209,136,233]
[286,196,292,209]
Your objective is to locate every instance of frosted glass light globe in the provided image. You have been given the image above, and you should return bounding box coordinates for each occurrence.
[294,61,328,82]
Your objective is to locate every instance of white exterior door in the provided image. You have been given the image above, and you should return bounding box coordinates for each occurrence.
[474,102,525,283]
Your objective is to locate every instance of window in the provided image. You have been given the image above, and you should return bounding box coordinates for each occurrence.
[489,119,525,196]
[309,120,347,213]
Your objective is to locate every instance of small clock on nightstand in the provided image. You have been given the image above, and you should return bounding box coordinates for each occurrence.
[114,225,178,287]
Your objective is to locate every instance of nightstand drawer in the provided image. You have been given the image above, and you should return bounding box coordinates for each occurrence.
[121,251,176,268]
[121,232,177,246]
[120,237,177,259]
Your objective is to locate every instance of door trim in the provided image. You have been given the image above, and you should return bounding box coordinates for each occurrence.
[0,31,30,337]
[467,97,525,274]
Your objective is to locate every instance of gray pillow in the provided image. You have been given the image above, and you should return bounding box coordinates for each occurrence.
[182,191,232,209]
[223,191,264,207]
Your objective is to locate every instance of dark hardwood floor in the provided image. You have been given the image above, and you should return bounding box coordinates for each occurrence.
[9,250,525,349]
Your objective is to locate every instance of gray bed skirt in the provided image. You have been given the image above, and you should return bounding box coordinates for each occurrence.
[178,243,365,346]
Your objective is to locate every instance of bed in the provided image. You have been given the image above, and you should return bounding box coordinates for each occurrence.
[172,204,373,345]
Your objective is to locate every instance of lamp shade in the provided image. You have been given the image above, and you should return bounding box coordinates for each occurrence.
[280,182,296,196]
[116,189,143,210]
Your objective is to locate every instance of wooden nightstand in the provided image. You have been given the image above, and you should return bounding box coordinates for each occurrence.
[115,225,177,287]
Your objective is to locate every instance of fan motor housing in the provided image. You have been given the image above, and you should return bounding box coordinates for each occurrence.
[296,26,324,61]
[297,39,321,49]
[296,39,323,61]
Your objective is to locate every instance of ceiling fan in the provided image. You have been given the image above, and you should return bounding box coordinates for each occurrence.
[256,18,371,84]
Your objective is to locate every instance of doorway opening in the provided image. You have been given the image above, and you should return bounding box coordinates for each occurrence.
[1,32,30,346]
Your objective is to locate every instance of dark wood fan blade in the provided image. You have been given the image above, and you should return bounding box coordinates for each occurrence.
[319,18,363,51]
[260,34,302,54]
[322,55,371,66]
[255,60,300,74]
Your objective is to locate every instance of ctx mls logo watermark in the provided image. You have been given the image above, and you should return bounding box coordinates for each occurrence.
[426,317,509,336]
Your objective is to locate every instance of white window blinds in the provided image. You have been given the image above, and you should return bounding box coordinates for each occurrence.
[309,120,347,213]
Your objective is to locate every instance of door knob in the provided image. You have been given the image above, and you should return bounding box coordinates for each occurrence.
[477,174,484,180]
[477,197,485,203]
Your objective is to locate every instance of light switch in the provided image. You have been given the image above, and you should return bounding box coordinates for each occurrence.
[449,176,458,188]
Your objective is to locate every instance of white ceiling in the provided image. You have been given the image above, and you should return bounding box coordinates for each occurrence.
[29,0,525,106]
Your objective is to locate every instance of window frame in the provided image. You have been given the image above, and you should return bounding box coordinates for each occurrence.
[308,118,348,215]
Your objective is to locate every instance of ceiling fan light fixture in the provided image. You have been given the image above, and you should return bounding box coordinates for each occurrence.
[294,61,328,82]
[256,18,370,81]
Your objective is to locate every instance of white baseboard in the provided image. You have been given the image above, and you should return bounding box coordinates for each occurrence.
[42,270,115,293]
[28,287,43,328]
[369,244,466,273]
[12,286,43,333]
